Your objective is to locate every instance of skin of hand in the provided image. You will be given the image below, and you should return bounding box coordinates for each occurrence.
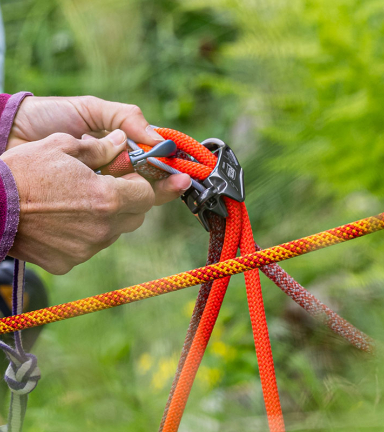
[8,94,191,203]
[8,95,164,147]
[1,130,190,275]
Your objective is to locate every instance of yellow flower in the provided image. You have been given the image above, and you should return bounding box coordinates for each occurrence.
[197,366,222,388]
[138,353,153,374]
[183,300,196,317]
[151,354,179,391]
[211,341,236,361]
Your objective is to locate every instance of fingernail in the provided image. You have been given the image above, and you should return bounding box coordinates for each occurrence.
[106,129,127,146]
[81,133,94,140]
[179,177,193,194]
[146,125,164,142]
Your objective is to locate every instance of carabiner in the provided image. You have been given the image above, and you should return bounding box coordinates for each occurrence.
[181,139,245,231]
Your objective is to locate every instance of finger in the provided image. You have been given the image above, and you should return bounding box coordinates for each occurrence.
[98,234,121,252]
[81,134,94,140]
[94,212,144,251]
[103,172,155,215]
[152,174,192,206]
[81,131,109,139]
[115,213,145,234]
[74,97,164,146]
[70,129,127,170]
[6,134,28,149]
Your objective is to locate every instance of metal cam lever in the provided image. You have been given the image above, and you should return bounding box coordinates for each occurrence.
[129,140,177,167]
[100,140,177,176]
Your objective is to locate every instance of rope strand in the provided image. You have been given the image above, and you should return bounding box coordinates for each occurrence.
[0,212,382,336]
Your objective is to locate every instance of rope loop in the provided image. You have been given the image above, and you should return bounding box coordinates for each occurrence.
[4,352,41,396]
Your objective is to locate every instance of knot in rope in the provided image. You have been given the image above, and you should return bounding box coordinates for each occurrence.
[4,352,41,396]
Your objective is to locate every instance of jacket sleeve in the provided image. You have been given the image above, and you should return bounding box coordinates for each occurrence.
[0,91,33,261]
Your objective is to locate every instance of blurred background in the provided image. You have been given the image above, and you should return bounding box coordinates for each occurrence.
[1,0,384,430]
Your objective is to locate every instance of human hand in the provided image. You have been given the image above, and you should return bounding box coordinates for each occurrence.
[8,94,191,206]
[8,95,164,148]
[1,130,190,274]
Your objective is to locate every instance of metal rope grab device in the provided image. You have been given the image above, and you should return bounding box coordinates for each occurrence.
[0,127,383,432]
[100,132,245,231]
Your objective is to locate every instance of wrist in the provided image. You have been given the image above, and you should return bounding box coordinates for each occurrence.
[0,92,33,154]
[0,159,20,261]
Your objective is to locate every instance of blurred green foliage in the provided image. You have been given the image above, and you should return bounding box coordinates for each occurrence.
[2,0,384,430]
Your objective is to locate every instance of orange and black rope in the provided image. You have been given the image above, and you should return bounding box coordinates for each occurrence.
[0,212,382,336]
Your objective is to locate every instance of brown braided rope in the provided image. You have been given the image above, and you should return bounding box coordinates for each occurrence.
[159,214,226,431]
[258,250,374,352]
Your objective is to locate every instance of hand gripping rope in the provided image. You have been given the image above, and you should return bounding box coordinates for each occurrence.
[0,128,383,431]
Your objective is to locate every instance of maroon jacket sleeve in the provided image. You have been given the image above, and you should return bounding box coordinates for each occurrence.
[0,92,33,261]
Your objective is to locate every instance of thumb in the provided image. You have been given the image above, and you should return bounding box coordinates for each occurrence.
[74,129,127,169]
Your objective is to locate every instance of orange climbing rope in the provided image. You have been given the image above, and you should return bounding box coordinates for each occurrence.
[1,128,383,431]
[161,198,284,431]
[153,129,284,431]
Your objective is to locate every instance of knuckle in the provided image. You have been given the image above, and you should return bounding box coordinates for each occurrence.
[69,244,93,264]
[88,139,105,159]
[106,190,121,214]
[127,213,145,232]
[47,262,73,276]
[129,104,143,117]
[79,95,100,107]
[138,182,155,213]
[94,223,113,243]
[79,246,92,262]
[135,213,145,230]
[49,132,72,144]
[93,199,119,217]
[100,235,119,250]
[47,132,77,153]
[92,181,120,216]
